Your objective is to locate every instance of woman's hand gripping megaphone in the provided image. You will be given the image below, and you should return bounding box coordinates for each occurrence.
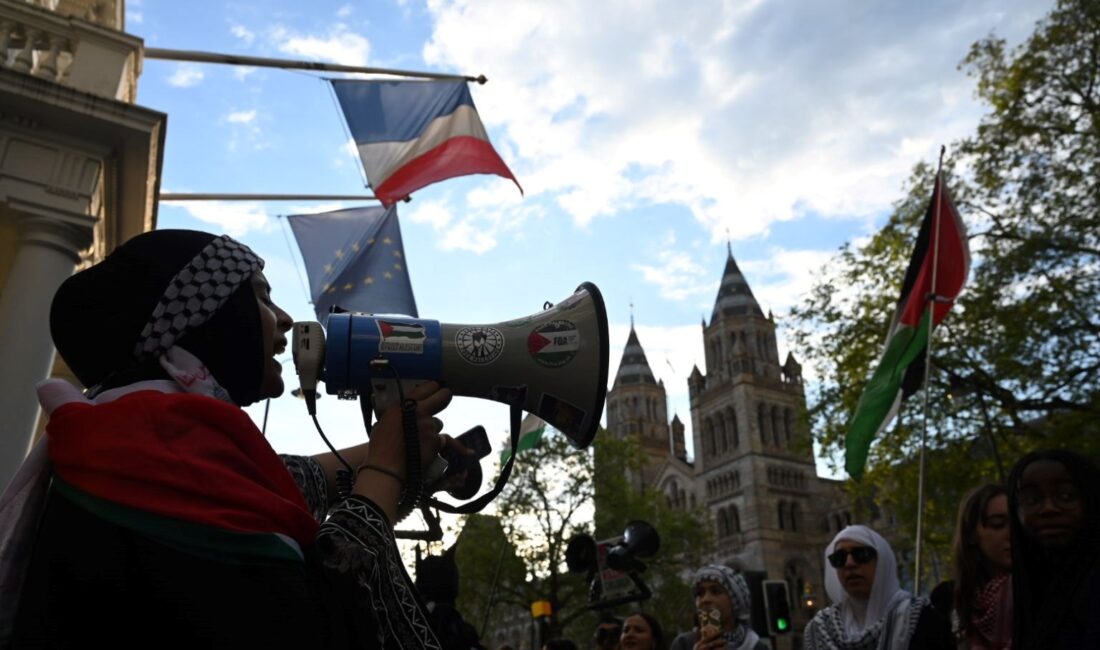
[352,381,453,524]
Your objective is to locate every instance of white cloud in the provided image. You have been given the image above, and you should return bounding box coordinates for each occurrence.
[222,109,263,151]
[741,248,837,317]
[273,24,370,65]
[167,63,204,88]
[170,200,271,237]
[407,199,453,230]
[129,11,143,24]
[333,138,360,170]
[233,66,258,81]
[337,4,354,18]
[421,0,1050,240]
[632,231,714,301]
[226,109,257,124]
[404,193,539,255]
[231,24,256,44]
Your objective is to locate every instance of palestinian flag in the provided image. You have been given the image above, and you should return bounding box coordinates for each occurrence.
[845,173,969,478]
[378,320,425,340]
[500,413,546,464]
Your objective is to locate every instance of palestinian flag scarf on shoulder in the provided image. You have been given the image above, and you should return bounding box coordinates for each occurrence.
[45,386,320,558]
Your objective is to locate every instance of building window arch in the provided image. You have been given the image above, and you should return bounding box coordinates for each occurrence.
[790,502,801,532]
[758,403,769,444]
[726,407,739,448]
[718,416,729,454]
[778,501,787,530]
[784,408,793,443]
[771,405,782,446]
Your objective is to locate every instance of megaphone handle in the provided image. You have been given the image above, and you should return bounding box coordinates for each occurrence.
[428,402,523,515]
[393,398,423,521]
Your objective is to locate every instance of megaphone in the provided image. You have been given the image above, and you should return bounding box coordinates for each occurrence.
[606,520,660,572]
[296,282,609,449]
[565,520,660,610]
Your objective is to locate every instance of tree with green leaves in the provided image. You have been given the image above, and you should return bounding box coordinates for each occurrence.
[788,0,1100,586]
[453,428,713,645]
[454,430,593,643]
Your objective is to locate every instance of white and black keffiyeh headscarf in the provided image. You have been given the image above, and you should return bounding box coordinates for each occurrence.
[693,564,753,648]
[804,525,924,650]
[51,231,268,406]
[132,235,263,361]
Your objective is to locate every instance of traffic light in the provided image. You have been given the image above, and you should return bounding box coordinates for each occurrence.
[762,580,792,635]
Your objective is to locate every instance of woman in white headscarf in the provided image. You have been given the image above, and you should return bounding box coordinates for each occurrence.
[804,525,952,650]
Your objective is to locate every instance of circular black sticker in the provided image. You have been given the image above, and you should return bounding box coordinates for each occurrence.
[455,327,505,365]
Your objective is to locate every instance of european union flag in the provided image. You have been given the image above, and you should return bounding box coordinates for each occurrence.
[286,205,418,321]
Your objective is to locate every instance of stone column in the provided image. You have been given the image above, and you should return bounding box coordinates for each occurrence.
[0,212,92,491]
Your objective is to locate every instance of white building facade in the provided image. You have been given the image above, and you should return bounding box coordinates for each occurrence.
[0,0,164,489]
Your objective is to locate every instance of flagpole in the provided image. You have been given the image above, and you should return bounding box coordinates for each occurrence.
[145,48,487,84]
[914,145,946,594]
[159,193,379,201]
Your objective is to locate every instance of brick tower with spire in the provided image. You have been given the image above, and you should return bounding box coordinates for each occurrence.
[602,245,851,647]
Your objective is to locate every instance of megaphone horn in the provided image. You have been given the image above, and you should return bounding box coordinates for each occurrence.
[310,282,609,449]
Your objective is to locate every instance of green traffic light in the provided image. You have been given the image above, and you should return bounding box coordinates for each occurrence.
[777,618,789,631]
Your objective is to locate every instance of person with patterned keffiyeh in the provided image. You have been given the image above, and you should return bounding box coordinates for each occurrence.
[929,484,1012,650]
[669,564,766,650]
[0,230,461,649]
[804,526,952,650]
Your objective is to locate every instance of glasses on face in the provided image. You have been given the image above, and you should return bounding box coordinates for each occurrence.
[1018,486,1080,513]
[827,546,877,569]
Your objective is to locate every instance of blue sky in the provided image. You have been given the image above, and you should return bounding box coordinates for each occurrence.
[129,0,1053,480]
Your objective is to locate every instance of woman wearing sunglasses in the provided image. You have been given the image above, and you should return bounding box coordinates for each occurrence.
[804,525,952,650]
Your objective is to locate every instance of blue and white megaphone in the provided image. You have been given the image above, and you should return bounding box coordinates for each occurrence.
[293,282,609,450]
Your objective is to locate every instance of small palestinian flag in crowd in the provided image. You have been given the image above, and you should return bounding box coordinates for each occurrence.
[500,413,546,464]
[845,171,970,478]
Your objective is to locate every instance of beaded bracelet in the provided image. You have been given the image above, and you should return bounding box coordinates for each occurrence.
[358,464,405,487]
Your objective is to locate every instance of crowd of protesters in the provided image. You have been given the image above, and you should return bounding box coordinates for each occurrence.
[535,449,1098,650]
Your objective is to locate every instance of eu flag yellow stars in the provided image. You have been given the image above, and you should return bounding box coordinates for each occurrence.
[287,205,419,320]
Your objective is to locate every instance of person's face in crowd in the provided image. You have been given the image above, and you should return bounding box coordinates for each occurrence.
[619,615,656,650]
[694,580,733,632]
[594,621,621,650]
[252,271,293,399]
[834,539,877,600]
[1017,459,1084,548]
[975,493,1012,573]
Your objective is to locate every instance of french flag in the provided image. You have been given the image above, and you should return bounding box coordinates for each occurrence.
[331,79,522,206]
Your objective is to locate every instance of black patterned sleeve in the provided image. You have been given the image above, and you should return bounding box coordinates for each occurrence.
[315,495,441,650]
[280,454,329,523]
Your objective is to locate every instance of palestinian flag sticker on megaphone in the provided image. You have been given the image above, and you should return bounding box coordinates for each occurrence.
[527,320,580,368]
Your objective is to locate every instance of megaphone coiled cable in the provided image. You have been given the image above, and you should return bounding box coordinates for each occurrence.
[395,397,422,522]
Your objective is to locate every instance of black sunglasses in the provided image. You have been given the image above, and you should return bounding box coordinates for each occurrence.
[827,546,877,568]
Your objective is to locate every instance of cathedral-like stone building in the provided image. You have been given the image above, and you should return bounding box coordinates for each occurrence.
[605,248,853,645]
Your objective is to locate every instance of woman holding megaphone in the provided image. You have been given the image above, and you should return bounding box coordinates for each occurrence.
[4,230,460,649]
